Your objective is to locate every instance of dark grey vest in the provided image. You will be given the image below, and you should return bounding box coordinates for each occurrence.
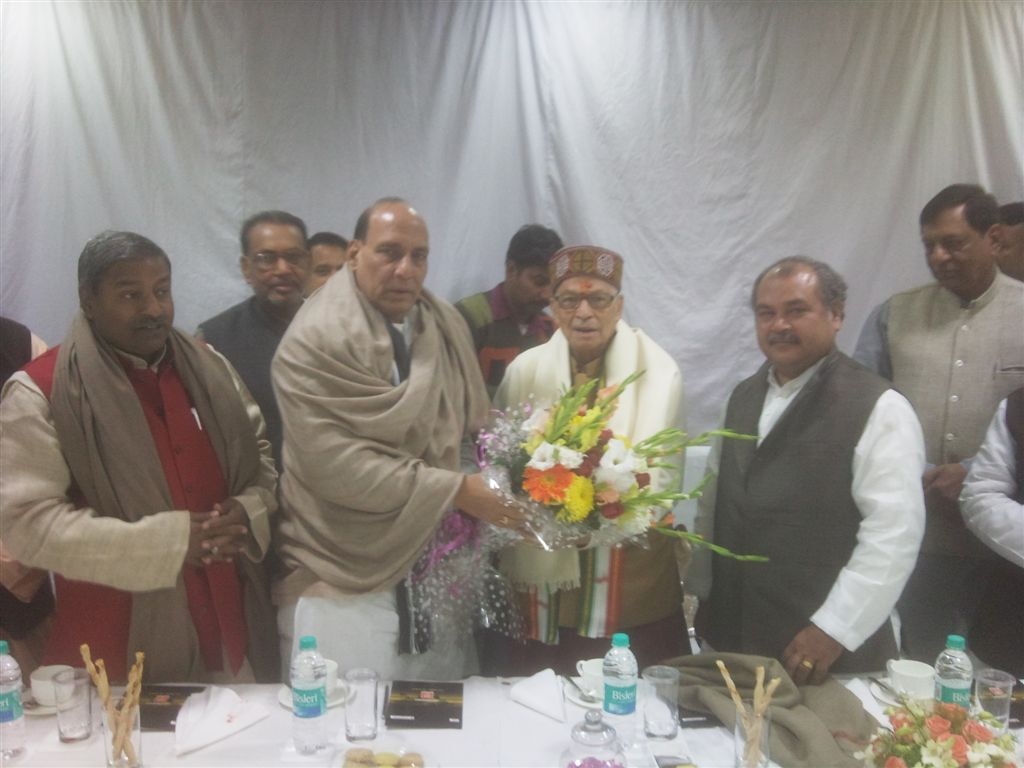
[708,351,897,673]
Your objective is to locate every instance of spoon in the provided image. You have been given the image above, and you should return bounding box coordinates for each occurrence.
[563,675,601,704]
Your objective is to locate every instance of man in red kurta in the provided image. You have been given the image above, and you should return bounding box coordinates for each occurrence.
[0,231,278,682]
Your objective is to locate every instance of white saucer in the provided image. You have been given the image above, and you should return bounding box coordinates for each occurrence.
[20,690,57,717]
[563,677,602,709]
[278,682,350,710]
[869,678,900,707]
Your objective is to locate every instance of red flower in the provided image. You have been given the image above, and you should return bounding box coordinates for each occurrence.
[926,714,951,740]
[578,448,602,478]
[636,472,651,488]
[884,757,908,768]
[944,734,969,766]
[523,465,574,504]
[961,720,993,744]
[600,502,625,519]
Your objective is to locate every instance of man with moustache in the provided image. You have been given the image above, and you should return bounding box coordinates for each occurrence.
[456,224,563,397]
[305,231,349,294]
[0,231,278,682]
[695,257,925,682]
[272,198,523,679]
[854,185,1024,662]
[492,245,688,673]
[198,211,310,468]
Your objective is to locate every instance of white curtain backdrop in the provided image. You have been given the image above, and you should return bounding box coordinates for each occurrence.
[2,0,1022,432]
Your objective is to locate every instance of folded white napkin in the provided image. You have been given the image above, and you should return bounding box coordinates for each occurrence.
[175,685,270,756]
[510,668,566,722]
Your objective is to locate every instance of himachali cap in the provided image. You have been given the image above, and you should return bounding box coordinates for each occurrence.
[548,245,623,291]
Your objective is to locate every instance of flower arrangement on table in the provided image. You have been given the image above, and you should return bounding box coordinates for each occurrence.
[478,370,763,558]
[859,700,1017,768]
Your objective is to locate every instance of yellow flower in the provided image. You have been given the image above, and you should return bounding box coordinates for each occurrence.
[560,475,595,523]
[569,410,604,451]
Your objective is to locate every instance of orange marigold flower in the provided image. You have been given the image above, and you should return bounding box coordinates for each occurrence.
[884,757,908,768]
[523,465,574,504]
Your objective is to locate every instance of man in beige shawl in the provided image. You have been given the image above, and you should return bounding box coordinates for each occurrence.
[272,198,523,680]
[0,231,278,683]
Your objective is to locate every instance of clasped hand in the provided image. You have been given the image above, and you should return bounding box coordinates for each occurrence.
[185,498,251,568]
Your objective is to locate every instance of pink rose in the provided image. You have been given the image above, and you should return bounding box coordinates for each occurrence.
[926,714,951,740]
[945,734,969,766]
[961,720,993,744]
[884,757,909,768]
[889,711,914,731]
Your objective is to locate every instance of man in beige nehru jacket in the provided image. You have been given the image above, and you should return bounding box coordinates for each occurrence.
[854,184,1024,662]
[491,244,688,675]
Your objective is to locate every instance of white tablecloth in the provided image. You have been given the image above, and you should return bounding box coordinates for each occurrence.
[10,675,1008,768]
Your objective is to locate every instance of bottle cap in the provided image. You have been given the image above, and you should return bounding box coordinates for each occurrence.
[611,632,630,648]
[0,640,8,655]
[299,635,318,651]
[946,634,966,650]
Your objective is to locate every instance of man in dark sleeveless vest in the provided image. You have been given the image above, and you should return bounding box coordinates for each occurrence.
[960,387,1024,676]
[198,210,310,470]
[696,257,926,683]
[0,231,279,683]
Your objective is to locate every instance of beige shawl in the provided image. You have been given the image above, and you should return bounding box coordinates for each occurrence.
[273,267,489,597]
[50,312,276,682]
[670,652,878,768]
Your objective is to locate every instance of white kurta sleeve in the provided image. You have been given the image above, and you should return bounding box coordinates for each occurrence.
[810,389,926,650]
[960,399,1024,568]
[0,373,190,591]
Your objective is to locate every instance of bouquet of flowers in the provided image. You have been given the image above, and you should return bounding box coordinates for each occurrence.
[859,700,1018,768]
[478,371,762,558]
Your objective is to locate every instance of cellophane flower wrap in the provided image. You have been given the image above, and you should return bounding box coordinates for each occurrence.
[478,371,763,559]
[858,700,1017,768]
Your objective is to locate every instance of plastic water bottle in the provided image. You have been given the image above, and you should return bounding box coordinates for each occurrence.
[934,634,973,708]
[290,635,327,754]
[602,632,638,716]
[0,640,25,759]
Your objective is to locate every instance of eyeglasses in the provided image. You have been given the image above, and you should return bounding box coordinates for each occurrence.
[553,292,619,311]
[248,249,309,269]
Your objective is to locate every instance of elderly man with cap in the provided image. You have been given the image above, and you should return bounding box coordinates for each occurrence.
[491,245,687,675]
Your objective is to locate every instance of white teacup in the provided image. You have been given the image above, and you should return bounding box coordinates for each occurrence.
[887,659,934,699]
[30,664,72,707]
[575,658,604,697]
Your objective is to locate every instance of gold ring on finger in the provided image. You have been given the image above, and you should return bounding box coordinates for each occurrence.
[800,659,814,670]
